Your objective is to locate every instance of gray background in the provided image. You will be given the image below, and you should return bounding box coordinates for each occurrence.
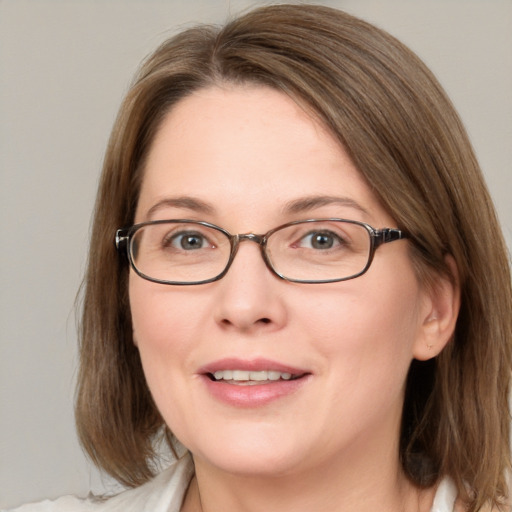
[1,0,511,508]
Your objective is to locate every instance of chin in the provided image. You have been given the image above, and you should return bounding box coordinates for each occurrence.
[195,449,305,478]
[179,423,313,477]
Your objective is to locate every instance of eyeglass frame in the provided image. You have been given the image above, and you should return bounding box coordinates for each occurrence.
[115,218,409,285]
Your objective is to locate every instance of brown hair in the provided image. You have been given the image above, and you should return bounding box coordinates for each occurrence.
[76,4,512,510]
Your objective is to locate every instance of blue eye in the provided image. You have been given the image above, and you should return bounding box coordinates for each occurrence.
[300,231,342,250]
[167,231,209,250]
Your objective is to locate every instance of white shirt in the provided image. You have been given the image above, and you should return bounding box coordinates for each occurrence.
[3,455,458,512]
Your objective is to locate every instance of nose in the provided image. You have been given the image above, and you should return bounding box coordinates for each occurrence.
[212,239,287,333]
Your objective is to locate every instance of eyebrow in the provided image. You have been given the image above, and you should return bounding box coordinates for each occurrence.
[145,194,369,220]
[146,197,215,219]
[282,195,370,216]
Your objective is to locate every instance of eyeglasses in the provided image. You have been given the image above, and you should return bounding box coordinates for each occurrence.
[115,219,408,285]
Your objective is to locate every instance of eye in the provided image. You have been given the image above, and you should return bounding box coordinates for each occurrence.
[165,231,211,250]
[299,230,343,250]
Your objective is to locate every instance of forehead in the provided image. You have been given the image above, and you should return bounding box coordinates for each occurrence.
[136,85,391,228]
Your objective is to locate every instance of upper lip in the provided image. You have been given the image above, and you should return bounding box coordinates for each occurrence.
[198,357,309,376]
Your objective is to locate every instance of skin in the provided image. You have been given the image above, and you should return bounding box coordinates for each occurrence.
[129,85,459,512]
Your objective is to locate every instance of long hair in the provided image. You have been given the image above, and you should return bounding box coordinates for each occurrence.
[75,5,512,510]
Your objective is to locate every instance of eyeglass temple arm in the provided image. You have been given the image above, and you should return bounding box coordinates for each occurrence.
[115,229,129,251]
[373,228,409,248]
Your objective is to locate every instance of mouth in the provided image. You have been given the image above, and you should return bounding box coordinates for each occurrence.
[198,357,311,401]
[199,359,311,407]
[207,369,305,385]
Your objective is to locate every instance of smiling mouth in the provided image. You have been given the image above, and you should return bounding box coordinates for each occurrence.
[208,370,305,385]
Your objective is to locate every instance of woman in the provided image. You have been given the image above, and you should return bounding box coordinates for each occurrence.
[9,4,511,512]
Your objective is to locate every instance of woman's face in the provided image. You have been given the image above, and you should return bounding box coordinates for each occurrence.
[130,85,433,478]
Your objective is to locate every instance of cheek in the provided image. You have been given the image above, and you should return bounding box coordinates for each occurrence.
[299,267,423,393]
[130,275,201,347]
[303,280,420,343]
[129,278,204,436]
[129,277,193,384]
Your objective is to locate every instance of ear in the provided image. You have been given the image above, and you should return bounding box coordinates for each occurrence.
[413,255,461,361]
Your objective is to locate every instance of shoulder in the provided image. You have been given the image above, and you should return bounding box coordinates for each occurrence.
[3,454,194,512]
[2,495,97,512]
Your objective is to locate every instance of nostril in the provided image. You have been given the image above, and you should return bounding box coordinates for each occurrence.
[259,318,271,324]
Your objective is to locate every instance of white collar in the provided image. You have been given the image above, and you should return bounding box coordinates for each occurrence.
[430,477,457,512]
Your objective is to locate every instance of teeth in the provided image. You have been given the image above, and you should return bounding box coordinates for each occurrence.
[233,370,250,381]
[212,370,295,382]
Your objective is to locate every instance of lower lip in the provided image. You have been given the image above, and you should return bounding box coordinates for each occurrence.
[201,375,310,407]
